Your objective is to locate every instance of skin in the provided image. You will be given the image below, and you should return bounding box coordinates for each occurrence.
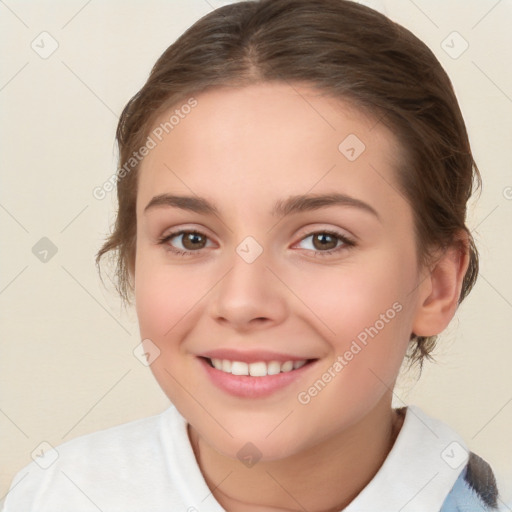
[132,83,469,512]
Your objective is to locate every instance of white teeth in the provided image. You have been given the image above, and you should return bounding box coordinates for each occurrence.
[281,361,293,372]
[208,358,308,377]
[249,362,267,377]
[231,361,249,375]
[267,361,281,375]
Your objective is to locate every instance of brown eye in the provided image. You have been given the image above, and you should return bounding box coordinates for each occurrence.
[159,230,212,255]
[311,233,338,251]
[179,232,207,250]
[296,230,355,257]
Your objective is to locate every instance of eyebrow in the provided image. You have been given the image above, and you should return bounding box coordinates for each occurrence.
[144,192,380,221]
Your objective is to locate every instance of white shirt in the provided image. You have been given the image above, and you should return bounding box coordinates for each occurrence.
[2,404,469,511]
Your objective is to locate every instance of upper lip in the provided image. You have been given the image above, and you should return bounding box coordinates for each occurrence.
[199,349,316,364]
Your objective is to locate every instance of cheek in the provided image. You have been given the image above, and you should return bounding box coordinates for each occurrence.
[133,253,206,400]
[290,253,415,380]
[293,272,412,426]
[134,249,180,345]
[291,258,410,336]
[134,245,207,337]
[135,266,174,338]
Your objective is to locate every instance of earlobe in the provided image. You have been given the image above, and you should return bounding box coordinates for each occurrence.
[412,234,470,337]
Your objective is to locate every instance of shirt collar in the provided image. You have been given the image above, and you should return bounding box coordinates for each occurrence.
[344,405,468,512]
[165,404,468,512]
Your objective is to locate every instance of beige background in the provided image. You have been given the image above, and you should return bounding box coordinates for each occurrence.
[1,0,511,505]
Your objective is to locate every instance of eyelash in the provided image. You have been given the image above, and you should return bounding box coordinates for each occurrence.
[157,229,356,257]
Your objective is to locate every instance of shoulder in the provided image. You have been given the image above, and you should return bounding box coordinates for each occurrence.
[440,451,502,511]
[2,406,184,511]
[40,406,171,464]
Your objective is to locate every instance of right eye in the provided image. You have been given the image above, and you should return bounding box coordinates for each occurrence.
[158,230,212,256]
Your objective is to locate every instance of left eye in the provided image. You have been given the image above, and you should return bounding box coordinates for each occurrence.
[295,231,354,255]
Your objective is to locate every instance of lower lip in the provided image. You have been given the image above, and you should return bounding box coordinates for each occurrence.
[198,357,317,399]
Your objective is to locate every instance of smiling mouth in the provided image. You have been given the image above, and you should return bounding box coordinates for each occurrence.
[201,357,317,377]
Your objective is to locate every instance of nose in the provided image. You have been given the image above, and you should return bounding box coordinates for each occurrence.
[207,248,288,332]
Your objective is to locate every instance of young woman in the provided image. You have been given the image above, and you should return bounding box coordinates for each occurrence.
[4,1,502,510]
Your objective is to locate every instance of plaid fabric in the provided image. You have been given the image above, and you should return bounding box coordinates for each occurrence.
[440,452,500,511]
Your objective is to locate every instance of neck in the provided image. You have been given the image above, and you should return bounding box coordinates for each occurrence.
[188,394,405,512]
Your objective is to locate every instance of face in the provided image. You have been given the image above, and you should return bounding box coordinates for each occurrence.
[134,83,425,461]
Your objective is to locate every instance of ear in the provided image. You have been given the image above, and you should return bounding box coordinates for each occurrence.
[412,232,470,337]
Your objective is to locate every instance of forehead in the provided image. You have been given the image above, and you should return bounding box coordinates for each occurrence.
[136,83,406,221]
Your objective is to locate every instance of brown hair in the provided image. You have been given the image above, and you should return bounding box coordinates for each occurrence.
[96,0,481,369]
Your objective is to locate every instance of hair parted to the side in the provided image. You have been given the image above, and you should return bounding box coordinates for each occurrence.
[96,0,481,371]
